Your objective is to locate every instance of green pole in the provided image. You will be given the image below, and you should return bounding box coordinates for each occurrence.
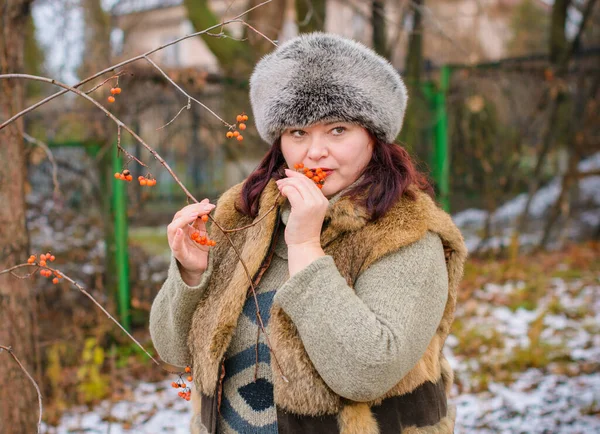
[434,65,451,212]
[112,144,131,331]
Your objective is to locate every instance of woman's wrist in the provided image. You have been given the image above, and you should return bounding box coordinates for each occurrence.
[287,241,325,277]
[177,262,205,287]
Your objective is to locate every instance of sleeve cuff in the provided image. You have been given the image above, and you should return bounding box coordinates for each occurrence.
[167,250,213,293]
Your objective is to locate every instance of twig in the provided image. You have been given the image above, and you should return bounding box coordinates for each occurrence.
[143,56,233,128]
[2,263,164,369]
[0,345,43,434]
[3,74,197,203]
[156,100,190,131]
[233,20,278,47]
[85,70,128,95]
[22,132,61,200]
[0,0,274,131]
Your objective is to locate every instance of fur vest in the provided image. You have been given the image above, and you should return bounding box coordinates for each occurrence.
[188,179,467,433]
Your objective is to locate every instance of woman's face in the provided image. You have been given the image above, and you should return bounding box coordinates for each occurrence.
[280,122,374,198]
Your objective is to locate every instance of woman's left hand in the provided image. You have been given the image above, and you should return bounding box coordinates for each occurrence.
[276,168,329,247]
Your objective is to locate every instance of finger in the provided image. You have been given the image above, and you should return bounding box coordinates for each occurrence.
[171,227,186,255]
[280,172,322,204]
[168,210,204,239]
[279,183,305,208]
[173,199,213,219]
[172,203,215,224]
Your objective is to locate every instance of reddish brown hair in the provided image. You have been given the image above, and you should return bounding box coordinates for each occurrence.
[237,134,434,221]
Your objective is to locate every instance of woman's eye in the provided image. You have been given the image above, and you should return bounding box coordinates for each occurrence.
[332,126,346,135]
[291,130,306,137]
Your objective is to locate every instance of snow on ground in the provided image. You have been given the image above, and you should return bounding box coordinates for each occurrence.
[42,380,193,434]
[43,272,599,433]
[453,152,600,252]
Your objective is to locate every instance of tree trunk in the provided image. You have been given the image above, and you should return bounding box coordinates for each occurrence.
[405,0,424,84]
[372,0,387,57]
[0,1,38,433]
[550,0,570,63]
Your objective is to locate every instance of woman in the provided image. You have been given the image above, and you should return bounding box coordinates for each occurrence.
[150,33,467,434]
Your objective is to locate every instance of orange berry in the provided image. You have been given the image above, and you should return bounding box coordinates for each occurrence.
[40,260,47,267]
[138,176,144,181]
[40,254,47,261]
[140,179,147,186]
[232,131,239,137]
[114,87,122,94]
[312,176,320,182]
[238,123,246,130]
[151,179,157,186]
[298,163,304,169]
[125,175,133,182]
[108,96,115,103]
[199,237,207,246]
[236,115,243,122]
[209,240,216,246]
[178,391,184,397]
[52,278,59,284]
[305,171,313,178]
[171,382,178,388]
[114,172,120,179]
[201,215,208,222]
[237,135,243,142]
[110,88,118,95]
[27,257,35,264]
[185,366,191,373]
[187,376,193,382]
[185,396,191,401]
[50,255,56,261]
[317,184,323,189]
[226,131,234,139]
[242,115,248,121]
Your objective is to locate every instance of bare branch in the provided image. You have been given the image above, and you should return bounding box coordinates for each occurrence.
[0,0,274,131]
[143,56,233,128]
[156,100,190,131]
[0,345,43,434]
[234,20,278,47]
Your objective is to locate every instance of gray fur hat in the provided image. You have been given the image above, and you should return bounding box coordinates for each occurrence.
[249,32,408,144]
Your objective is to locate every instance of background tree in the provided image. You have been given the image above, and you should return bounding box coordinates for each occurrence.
[0,1,38,433]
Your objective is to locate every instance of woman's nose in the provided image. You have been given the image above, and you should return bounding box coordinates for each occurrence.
[307,138,328,159]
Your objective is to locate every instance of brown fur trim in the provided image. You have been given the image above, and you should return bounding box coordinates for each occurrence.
[190,387,205,434]
[440,355,454,397]
[271,305,342,415]
[338,402,380,434]
[402,404,456,434]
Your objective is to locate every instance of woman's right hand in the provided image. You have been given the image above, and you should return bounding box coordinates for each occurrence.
[167,198,216,281]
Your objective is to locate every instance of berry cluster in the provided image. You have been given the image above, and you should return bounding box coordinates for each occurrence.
[226,113,249,142]
[293,163,329,189]
[171,366,193,401]
[28,253,62,284]
[137,175,157,186]
[190,230,216,247]
[114,169,133,182]
[107,87,122,104]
